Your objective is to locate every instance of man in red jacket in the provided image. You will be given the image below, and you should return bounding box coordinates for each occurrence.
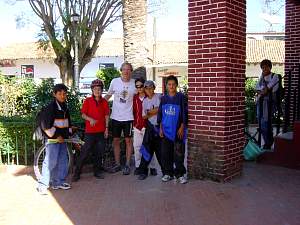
[72,79,109,181]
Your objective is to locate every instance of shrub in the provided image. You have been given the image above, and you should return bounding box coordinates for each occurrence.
[245,78,258,125]
[0,75,36,117]
[96,68,120,90]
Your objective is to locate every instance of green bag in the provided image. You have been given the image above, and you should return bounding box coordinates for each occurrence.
[243,139,265,161]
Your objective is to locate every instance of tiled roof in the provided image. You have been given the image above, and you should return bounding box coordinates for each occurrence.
[149,41,188,64]
[246,40,284,64]
[0,39,284,64]
[0,42,55,60]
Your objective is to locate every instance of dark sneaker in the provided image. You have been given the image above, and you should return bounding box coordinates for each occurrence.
[138,173,148,180]
[55,183,71,190]
[108,164,121,173]
[134,167,141,175]
[263,144,271,150]
[122,165,131,175]
[94,172,104,179]
[150,168,157,176]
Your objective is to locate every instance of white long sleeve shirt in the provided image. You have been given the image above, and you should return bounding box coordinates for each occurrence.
[256,73,279,93]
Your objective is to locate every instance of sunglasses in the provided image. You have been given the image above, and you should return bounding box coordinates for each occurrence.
[135,85,144,89]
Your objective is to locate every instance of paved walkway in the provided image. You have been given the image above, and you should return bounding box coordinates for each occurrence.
[1,162,300,225]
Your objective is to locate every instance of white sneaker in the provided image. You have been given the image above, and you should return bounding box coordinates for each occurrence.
[36,186,48,195]
[178,176,188,184]
[161,175,173,182]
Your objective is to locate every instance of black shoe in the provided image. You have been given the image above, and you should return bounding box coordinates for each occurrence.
[94,172,104,179]
[150,168,157,176]
[134,167,141,175]
[108,164,121,173]
[72,174,80,182]
[138,173,148,180]
[122,165,131,175]
[263,144,271,150]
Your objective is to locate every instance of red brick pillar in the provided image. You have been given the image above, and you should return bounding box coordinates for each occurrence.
[285,0,300,119]
[188,0,246,182]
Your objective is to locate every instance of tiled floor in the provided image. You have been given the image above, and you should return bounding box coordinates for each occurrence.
[1,162,300,225]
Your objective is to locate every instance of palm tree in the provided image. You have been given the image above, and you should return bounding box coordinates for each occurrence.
[122,0,148,79]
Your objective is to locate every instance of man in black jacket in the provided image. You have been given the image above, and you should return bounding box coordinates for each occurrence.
[37,84,72,195]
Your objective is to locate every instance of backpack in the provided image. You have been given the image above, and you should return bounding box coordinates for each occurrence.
[33,107,46,141]
[271,73,284,101]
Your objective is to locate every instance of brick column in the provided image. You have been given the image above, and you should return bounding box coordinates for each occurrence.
[285,0,300,119]
[188,0,246,182]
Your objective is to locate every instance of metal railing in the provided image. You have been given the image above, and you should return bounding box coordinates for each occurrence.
[0,122,37,165]
[283,64,300,132]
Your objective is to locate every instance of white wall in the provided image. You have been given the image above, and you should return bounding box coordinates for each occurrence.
[0,56,124,80]
[0,58,59,78]
[80,56,124,78]
[146,65,187,93]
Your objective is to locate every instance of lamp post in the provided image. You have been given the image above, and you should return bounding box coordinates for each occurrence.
[71,13,80,89]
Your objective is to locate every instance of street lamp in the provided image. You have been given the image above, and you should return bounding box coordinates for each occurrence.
[71,13,80,89]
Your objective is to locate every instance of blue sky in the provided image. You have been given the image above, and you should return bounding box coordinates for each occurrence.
[0,0,284,47]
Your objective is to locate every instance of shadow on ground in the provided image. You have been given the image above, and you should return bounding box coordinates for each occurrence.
[1,162,300,225]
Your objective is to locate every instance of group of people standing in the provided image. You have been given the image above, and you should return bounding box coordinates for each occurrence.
[37,62,188,195]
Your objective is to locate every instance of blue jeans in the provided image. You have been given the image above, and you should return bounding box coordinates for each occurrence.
[257,99,274,148]
[38,142,68,188]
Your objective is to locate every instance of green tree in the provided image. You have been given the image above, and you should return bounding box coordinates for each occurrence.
[27,0,122,86]
[96,68,120,90]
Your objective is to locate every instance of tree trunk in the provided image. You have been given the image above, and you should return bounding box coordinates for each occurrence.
[54,55,74,87]
[122,0,148,79]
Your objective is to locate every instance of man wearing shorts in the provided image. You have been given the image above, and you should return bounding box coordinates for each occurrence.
[105,62,136,175]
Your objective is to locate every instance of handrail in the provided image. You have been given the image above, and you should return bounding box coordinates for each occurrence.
[283,63,300,132]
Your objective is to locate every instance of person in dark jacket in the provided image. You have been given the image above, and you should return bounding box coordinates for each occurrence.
[37,84,73,195]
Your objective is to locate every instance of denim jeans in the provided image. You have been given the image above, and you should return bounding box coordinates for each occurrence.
[38,142,68,188]
[256,98,274,148]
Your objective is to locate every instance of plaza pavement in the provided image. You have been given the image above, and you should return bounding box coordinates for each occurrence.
[0,162,300,225]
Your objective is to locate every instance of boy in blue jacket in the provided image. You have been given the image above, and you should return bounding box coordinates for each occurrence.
[158,75,188,184]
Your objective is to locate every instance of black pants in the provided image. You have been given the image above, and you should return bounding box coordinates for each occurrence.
[75,133,105,175]
[138,135,162,175]
[161,137,186,178]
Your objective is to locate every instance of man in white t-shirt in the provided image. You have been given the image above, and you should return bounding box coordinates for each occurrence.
[105,62,136,175]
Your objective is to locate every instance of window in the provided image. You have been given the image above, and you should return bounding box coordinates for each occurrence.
[99,63,114,69]
[21,65,34,78]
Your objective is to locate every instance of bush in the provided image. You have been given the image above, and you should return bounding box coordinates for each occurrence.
[96,68,120,90]
[0,75,36,117]
[245,78,258,125]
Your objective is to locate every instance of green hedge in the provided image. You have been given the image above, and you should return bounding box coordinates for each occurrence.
[245,78,258,125]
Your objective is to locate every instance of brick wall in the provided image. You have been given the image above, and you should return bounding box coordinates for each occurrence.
[285,0,300,121]
[188,0,246,182]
